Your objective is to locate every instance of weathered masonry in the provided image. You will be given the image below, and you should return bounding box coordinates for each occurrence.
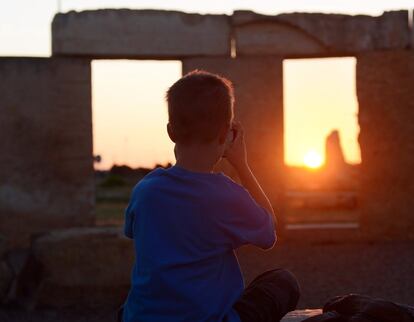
[357,50,414,239]
[1,9,413,246]
[0,58,94,247]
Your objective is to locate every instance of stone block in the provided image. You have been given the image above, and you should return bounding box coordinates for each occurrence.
[17,227,134,309]
[357,50,414,239]
[233,10,410,56]
[0,58,94,248]
[52,10,230,58]
[182,57,285,215]
[282,309,322,321]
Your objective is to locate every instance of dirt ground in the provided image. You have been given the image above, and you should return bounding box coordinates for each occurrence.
[1,240,413,322]
[237,240,414,308]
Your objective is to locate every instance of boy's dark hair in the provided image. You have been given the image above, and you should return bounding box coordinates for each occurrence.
[166,70,234,144]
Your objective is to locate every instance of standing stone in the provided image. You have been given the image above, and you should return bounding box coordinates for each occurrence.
[182,57,284,224]
[233,10,410,56]
[0,58,94,248]
[357,50,414,239]
[325,130,346,174]
[52,10,231,58]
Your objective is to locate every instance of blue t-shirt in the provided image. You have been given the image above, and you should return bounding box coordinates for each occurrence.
[122,165,276,322]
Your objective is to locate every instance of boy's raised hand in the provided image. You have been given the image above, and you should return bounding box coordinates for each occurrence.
[223,121,248,170]
[223,121,276,219]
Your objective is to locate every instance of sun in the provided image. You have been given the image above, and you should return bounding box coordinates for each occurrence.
[303,150,323,169]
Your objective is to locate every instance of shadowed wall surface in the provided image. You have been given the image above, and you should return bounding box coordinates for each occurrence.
[0,58,94,248]
[357,50,414,239]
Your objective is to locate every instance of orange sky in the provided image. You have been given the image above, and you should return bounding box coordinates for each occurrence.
[92,58,361,170]
[92,60,179,170]
[283,57,360,167]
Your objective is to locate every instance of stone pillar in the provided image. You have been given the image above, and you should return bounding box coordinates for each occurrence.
[357,50,414,239]
[182,57,285,224]
[0,58,94,248]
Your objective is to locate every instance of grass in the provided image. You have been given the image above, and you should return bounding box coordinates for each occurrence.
[95,201,126,225]
[94,179,359,226]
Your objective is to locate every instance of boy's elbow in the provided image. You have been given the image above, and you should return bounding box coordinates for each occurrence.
[261,230,277,250]
[125,232,133,239]
[124,226,134,239]
[262,211,277,250]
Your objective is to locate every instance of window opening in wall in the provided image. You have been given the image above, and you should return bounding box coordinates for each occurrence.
[283,57,360,228]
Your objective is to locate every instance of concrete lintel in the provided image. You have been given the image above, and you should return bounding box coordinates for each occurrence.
[233,10,410,57]
[52,9,231,59]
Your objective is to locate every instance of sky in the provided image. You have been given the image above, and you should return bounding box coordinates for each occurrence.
[283,57,358,167]
[1,1,413,169]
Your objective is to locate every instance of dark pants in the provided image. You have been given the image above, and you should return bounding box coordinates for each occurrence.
[117,268,300,322]
[233,268,301,322]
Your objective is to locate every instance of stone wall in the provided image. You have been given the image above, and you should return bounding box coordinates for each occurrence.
[357,50,414,239]
[52,10,231,59]
[0,58,94,248]
[182,57,285,223]
[2,9,414,244]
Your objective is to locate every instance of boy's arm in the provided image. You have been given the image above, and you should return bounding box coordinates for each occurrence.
[220,121,276,250]
[224,121,276,222]
[233,162,276,221]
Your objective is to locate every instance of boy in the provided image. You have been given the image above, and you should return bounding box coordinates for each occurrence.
[119,70,300,322]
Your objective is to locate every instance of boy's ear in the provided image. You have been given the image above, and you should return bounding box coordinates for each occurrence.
[167,123,176,143]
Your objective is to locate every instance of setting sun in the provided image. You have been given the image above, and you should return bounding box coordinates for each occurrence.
[303,150,323,169]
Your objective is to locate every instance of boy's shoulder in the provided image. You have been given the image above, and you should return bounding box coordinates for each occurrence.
[132,166,245,198]
[142,166,166,181]
[130,167,166,195]
[216,172,250,195]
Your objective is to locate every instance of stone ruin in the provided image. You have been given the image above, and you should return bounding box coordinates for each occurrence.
[0,8,414,309]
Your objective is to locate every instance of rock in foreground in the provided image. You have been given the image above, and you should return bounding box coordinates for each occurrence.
[17,227,134,309]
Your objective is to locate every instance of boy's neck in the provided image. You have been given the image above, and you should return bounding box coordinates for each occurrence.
[174,143,222,174]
